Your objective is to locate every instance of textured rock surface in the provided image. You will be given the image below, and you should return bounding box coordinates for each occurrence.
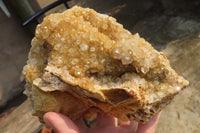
[23,6,188,123]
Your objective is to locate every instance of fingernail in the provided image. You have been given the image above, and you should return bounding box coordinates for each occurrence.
[131,121,138,132]
[44,122,51,128]
[43,115,51,128]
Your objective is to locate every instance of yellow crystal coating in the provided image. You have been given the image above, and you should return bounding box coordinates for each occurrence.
[23,6,189,122]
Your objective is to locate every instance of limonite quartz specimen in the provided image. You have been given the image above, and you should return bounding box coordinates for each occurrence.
[23,6,189,122]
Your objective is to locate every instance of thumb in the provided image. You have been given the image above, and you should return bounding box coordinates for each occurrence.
[43,112,80,133]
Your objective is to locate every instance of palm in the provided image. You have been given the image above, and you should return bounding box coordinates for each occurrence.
[43,112,161,133]
[75,115,138,133]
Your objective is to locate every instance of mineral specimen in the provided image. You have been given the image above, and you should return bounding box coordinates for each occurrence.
[23,6,189,122]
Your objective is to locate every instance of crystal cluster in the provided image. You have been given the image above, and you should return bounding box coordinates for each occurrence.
[23,6,189,122]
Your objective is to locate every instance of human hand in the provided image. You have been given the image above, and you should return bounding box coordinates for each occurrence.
[43,112,161,133]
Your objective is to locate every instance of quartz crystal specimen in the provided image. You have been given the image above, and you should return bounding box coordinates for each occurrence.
[23,6,189,122]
